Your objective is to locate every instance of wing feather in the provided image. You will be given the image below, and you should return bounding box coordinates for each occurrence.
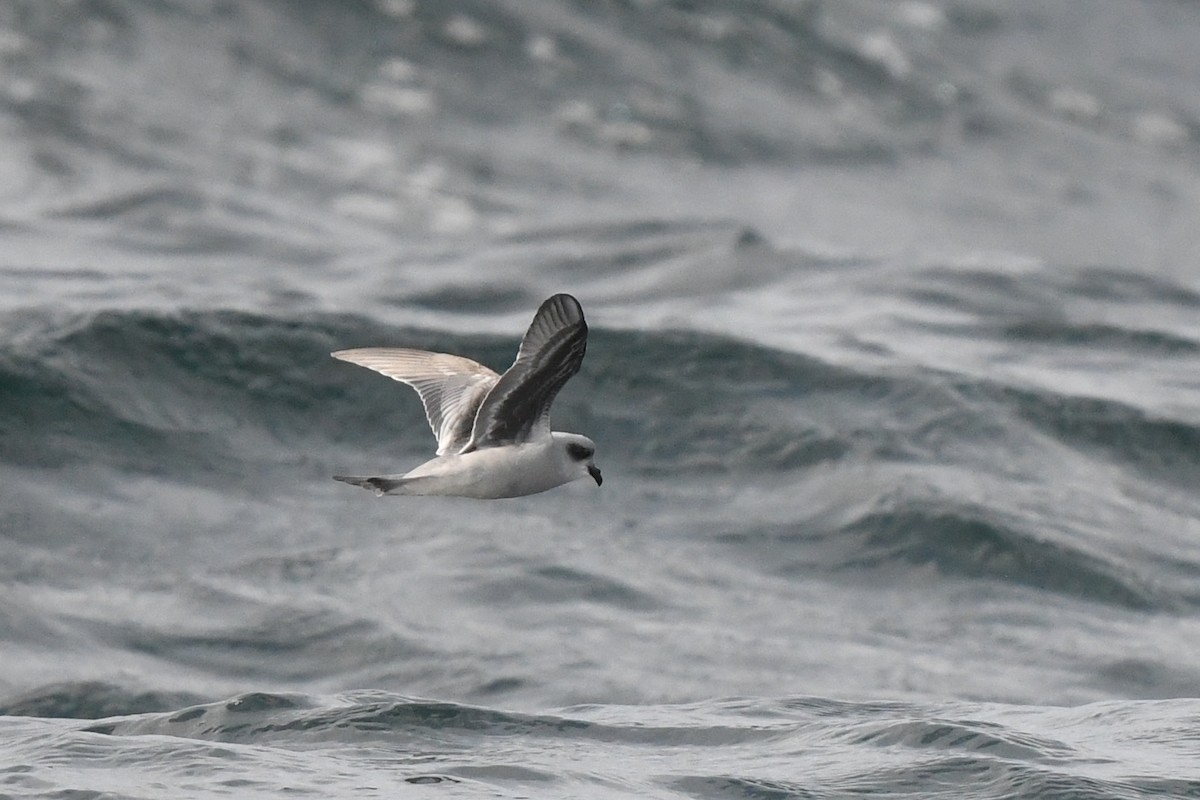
[332,348,499,455]
[463,294,588,451]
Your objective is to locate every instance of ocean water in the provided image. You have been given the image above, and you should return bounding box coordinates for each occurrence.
[2,1,1200,797]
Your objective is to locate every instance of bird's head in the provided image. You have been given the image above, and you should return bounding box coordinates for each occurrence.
[559,434,602,487]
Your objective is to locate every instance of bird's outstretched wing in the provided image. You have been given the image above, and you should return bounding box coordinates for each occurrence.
[331,348,499,455]
[463,293,588,452]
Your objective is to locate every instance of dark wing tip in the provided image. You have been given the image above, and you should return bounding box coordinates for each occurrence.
[462,294,589,451]
[541,293,585,327]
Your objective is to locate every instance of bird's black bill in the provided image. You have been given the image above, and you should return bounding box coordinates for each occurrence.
[588,465,603,486]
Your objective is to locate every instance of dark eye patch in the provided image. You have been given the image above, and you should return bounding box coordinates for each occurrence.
[566,442,594,460]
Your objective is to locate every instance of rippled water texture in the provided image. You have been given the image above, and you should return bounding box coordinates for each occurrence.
[2,1,1199,797]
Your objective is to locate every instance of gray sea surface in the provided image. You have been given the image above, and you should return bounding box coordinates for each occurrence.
[2,1,1200,797]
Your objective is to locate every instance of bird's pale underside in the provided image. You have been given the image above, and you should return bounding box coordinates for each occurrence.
[332,294,602,499]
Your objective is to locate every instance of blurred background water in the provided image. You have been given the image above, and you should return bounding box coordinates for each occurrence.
[2,1,1200,797]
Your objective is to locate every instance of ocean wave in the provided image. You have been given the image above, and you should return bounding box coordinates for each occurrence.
[0,307,868,473]
[1002,385,1200,490]
[0,681,202,721]
[3,305,1198,622]
[842,500,1166,610]
[0,688,1191,799]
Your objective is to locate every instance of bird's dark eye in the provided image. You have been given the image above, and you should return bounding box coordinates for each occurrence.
[566,442,593,460]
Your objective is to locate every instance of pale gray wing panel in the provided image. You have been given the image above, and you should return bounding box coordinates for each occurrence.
[332,348,499,455]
